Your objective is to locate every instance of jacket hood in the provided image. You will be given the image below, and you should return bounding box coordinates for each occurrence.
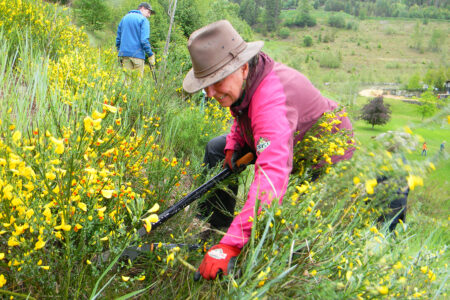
[230,52,274,114]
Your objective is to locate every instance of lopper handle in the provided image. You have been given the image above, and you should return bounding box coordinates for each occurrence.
[235,152,254,168]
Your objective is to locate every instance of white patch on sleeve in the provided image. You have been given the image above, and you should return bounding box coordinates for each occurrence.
[256,137,271,155]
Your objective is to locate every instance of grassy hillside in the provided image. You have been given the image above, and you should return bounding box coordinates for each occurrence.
[261,12,449,104]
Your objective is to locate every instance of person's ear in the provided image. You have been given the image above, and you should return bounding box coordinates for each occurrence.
[242,63,249,79]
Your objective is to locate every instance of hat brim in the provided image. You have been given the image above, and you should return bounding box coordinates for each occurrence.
[183,41,264,94]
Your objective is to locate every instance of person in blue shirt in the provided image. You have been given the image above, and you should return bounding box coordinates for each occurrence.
[116,2,155,76]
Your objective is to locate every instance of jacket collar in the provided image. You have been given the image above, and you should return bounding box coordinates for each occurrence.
[230,52,274,114]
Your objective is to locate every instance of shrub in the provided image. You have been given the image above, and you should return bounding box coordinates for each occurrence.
[322,30,337,43]
[278,27,290,39]
[294,13,317,27]
[319,51,342,68]
[328,14,346,28]
[406,73,422,91]
[303,35,313,47]
[346,20,358,30]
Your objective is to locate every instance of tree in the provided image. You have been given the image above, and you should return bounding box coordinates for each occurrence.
[295,0,317,27]
[264,0,281,32]
[359,96,392,128]
[73,0,110,31]
[176,0,204,37]
[417,89,437,120]
[240,0,259,26]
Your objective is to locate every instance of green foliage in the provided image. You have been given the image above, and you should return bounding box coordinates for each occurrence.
[319,51,341,68]
[321,30,337,43]
[73,0,110,31]
[417,90,438,120]
[328,14,346,28]
[239,0,260,26]
[411,22,425,53]
[406,73,422,91]
[278,27,291,39]
[175,0,204,38]
[321,0,450,20]
[203,0,254,41]
[264,0,281,32]
[303,35,313,46]
[423,68,447,91]
[359,96,392,128]
[428,29,446,52]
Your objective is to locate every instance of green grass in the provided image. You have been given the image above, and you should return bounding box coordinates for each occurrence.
[259,17,449,97]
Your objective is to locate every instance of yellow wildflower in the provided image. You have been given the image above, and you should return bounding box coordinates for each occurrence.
[84,116,94,133]
[147,203,160,214]
[365,179,377,194]
[92,110,106,120]
[103,104,118,113]
[12,131,22,144]
[376,286,389,295]
[78,202,87,212]
[407,175,423,191]
[50,137,64,154]
[101,189,114,199]
[34,239,46,250]
[0,274,6,288]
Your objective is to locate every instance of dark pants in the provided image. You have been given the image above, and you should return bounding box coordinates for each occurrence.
[198,135,238,229]
[376,176,409,231]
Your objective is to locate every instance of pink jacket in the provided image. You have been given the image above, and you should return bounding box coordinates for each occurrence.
[220,53,353,248]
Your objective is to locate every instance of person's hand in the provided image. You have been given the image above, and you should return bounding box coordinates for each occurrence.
[194,244,240,281]
[148,54,155,66]
[223,149,239,171]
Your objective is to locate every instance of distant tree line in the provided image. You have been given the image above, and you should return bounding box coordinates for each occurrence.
[318,0,449,20]
[59,0,449,36]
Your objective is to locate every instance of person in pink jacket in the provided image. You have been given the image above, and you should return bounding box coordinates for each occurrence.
[183,20,354,281]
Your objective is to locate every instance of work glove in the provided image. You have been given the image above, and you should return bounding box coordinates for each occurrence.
[223,149,239,171]
[147,54,155,66]
[194,244,241,281]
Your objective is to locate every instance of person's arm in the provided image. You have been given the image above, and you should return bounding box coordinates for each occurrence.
[225,118,246,152]
[140,18,153,57]
[221,74,295,249]
[116,20,123,51]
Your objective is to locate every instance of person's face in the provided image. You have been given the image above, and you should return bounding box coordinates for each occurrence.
[205,63,249,107]
[140,8,152,18]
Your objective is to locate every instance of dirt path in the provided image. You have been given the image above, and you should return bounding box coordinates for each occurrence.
[359,88,419,102]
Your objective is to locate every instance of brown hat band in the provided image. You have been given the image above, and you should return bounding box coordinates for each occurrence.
[193,40,247,78]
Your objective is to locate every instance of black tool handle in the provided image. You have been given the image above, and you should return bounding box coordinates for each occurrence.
[138,152,254,237]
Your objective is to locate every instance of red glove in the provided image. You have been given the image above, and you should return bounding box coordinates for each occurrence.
[195,244,241,280]
[223,149,235,171]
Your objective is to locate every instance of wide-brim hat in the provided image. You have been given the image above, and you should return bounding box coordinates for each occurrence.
[183,20,264,94]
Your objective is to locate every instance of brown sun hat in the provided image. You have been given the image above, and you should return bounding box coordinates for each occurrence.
[183,20,264,94]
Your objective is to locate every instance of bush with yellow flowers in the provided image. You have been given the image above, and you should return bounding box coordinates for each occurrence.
[0,0,228,298]
[0,0,87,59]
